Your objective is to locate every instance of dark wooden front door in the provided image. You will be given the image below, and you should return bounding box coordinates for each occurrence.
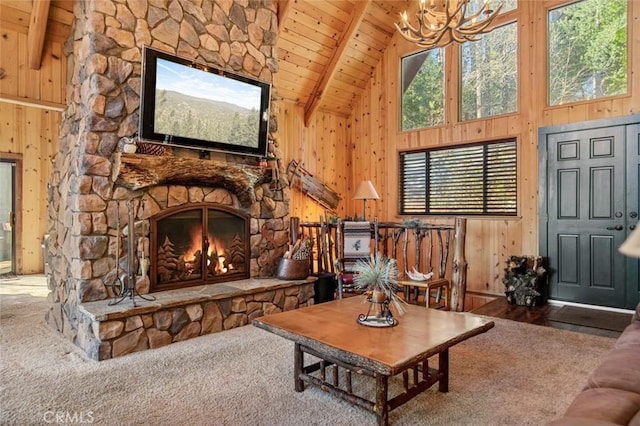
[540,116,640,309]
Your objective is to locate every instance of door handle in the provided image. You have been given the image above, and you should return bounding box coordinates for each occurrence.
[606,225,623,231]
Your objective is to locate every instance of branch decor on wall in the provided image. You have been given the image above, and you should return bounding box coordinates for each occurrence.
[286,160,341,210]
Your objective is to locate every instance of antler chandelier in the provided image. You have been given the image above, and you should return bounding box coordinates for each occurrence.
[395,0,503,49]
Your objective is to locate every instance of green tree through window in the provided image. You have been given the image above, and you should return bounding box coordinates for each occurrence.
[467,0,517,15]
[401,49,445,131]
[461,22,518,121]
[548,0,627,105]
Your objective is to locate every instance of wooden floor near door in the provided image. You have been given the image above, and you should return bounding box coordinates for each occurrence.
[472,297,625,339]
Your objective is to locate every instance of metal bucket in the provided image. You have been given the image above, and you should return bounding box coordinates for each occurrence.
[275,258,310,280]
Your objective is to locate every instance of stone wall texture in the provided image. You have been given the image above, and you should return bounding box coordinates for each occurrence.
[45,0,285,350]
[79,282,313,361]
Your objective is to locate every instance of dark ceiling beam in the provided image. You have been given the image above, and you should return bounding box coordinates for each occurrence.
[303,1,369,127]
[27,0,51,70]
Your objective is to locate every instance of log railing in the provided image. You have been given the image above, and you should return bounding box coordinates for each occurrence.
[289,217,468,311]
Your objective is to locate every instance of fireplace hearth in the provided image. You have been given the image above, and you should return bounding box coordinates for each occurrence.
[150,203,250,292]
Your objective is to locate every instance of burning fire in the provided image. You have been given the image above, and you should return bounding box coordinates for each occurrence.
[182,224,234,274]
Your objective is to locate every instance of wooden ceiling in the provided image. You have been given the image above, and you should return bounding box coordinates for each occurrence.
[0,0,74,67]
[1,0,410,123]
[277,0,409,124]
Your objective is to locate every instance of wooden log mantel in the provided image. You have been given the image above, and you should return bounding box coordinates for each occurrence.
[113,153,272,207]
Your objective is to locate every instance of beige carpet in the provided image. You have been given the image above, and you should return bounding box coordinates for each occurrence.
[0,285,616,426]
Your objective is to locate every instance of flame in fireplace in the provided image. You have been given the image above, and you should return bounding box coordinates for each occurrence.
[205,236,234,274]
[183,225,203,262]
[181,224,234,275]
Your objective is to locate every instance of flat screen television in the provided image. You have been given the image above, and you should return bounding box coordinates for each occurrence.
[139,46,271,157]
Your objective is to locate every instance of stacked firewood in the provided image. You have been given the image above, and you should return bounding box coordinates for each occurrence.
[283,236,312,260]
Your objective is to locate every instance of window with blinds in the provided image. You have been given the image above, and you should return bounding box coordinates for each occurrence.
[399,139,517,215]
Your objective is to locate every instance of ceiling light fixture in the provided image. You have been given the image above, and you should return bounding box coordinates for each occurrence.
[395,0,503,49]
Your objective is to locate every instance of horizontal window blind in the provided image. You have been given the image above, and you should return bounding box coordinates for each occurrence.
[399,140,517,215]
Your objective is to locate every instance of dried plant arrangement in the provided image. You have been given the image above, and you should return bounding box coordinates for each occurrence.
[353,254,407,315]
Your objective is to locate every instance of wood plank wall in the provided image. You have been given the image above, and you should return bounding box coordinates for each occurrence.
[0,104,61,273]
[0,30,67,105]
[0,27,65,273]
[277,100,351,222]
[280,0,640,298]
[2,0,637,285]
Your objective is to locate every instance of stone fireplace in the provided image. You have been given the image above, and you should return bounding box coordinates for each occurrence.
[44,0,314,360]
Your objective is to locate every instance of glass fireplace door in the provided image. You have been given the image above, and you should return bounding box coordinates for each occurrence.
[151,204,250,292]
[206,208,247,278]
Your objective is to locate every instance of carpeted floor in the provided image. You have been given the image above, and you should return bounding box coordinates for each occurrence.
[549,306,633,332]
[0,283,617,426]
[0,272,17,280]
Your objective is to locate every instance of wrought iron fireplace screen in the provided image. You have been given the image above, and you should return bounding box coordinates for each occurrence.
[150,203,250,292]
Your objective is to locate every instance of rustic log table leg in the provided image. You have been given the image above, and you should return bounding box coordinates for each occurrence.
[438,348,449,392]
[294,342,304,392]
[375,373,389,426]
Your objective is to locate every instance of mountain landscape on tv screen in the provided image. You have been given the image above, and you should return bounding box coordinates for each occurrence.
[154,89,260,148]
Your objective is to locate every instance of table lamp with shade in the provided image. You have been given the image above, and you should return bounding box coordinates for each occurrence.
[353,180,380,220]
[620,223,640,258]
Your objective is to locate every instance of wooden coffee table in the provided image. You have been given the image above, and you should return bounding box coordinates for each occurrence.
[252,296,494,425]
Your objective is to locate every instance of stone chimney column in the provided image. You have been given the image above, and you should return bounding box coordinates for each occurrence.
[45,0,281,355]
